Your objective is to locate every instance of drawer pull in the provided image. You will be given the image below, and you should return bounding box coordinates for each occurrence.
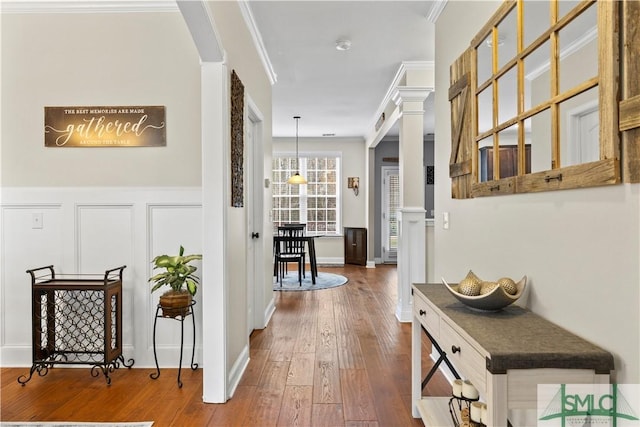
[451,345,461,354]
[419,309,426,316]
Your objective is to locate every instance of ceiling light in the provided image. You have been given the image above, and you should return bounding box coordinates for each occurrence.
[335,39,351,51]
[287,116,307,185]
[485,35,505,48]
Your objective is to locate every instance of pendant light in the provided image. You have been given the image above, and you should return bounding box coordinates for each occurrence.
[287,115,307,184]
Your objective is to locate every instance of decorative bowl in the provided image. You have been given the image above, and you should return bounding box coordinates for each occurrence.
[441,276,527,312]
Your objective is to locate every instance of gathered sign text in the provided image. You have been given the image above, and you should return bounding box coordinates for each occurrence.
[44,106,166,147]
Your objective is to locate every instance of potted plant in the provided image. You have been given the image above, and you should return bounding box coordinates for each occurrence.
[149,245,202,318]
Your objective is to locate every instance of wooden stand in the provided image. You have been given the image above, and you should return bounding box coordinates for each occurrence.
[18,265,134,385]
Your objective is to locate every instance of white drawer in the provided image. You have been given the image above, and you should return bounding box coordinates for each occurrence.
[439,319,486,395]
[414,292,440,340]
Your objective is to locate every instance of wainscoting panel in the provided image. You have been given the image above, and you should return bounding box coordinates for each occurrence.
[0,188,203,367]
[1,204,64,350]
[147,204,203,361]
[76,204,135,347]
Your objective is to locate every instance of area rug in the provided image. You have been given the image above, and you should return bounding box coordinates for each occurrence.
[273,271,348,291]
[0,423,153,427]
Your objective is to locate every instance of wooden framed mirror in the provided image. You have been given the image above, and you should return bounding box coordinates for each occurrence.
[448,0,639,199]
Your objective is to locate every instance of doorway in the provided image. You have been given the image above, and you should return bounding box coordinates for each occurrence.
[245,97,265,335]
[381,166,399,264]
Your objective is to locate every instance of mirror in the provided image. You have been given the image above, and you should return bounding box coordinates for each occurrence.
[469,0,617,195]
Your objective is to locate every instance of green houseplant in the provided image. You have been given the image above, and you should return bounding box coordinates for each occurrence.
[149,245,202,317]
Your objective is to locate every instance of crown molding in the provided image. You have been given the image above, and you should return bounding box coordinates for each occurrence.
[1,1,178,14]
[426,0,448,24]
[237,1,277,85]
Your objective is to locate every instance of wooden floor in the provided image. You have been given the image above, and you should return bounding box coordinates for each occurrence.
[1,264,450,426]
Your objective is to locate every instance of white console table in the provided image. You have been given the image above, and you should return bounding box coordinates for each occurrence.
[411,283,614,427]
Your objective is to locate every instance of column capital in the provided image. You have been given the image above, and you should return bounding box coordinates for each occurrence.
[392,86,433,105]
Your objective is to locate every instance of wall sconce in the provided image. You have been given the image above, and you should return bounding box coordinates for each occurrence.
[348,177,360,196]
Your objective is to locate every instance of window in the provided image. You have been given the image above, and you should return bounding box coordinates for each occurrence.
[449,0,623,199]
[272,154,341,235]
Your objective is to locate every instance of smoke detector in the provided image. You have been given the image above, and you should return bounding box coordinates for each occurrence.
[335,39,352,51]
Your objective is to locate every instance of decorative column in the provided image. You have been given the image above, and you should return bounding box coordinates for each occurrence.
[394,87,431,322]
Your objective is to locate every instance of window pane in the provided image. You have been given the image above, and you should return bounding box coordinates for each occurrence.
[527,108,552,174]
[558,4,597,94]
[478,135,494,182]
[478,87,493,134]
[477,35,493,86]
[498,66,518,125]
[272,154,340,235]
[523,1,549,49]
[497,6,517,70]
[523,38,551,110]
[559,87,599,167]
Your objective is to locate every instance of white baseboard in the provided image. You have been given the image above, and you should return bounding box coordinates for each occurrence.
[315,257,344,265]
[263,297,276,328]
[227,344,249,398]
[366,260,376,268]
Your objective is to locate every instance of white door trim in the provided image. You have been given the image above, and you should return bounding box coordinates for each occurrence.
[245,95,265,332]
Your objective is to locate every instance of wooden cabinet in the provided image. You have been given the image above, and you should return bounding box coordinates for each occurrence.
[344,227,367,266]
[20,265,133,385]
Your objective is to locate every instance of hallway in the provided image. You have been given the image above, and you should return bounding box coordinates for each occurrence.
[214,264,450,426]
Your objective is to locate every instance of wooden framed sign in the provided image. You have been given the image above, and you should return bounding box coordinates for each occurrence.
[44,106,166,147]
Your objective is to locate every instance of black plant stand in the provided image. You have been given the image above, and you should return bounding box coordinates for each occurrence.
[150,300,198,388]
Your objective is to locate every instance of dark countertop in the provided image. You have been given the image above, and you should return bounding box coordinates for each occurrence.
[413,283,614,374]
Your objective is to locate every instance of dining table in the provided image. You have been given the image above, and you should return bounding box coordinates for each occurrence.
[273,234,319,284]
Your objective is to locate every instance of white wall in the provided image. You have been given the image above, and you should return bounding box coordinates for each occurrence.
[435,1,639,385]
[272,137,367,263]
[1,12,201,186]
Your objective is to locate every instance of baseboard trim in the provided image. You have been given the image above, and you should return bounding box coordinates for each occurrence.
[227,344,249,399]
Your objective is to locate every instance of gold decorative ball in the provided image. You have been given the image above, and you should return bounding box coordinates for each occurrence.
[498,277,517,295]
[479,281,498,295]
[465,270,482,286]
[459,277,481,296]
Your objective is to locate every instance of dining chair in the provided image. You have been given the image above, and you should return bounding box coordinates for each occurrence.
[275,224,306,286]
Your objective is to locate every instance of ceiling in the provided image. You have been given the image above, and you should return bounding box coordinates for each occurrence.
[247,1,439,139]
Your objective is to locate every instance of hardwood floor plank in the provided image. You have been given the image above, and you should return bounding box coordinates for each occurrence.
[277,385,313,426]
[258,361,291,391]
[239,348,269,386]
[358,334,415,426]
[0,265,451,426]
[345,422,381,427]
[340,369,377,421]
[311,403,345,427]
[292,300,318,354]
[208,384,256,426]
[312,359,342,404]
[287,352,315,386]
[242,388,284,427]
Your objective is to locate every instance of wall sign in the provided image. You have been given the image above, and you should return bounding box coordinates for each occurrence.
[44,106,166,147]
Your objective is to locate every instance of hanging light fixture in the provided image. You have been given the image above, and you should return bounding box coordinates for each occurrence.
[287,115,307,185]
